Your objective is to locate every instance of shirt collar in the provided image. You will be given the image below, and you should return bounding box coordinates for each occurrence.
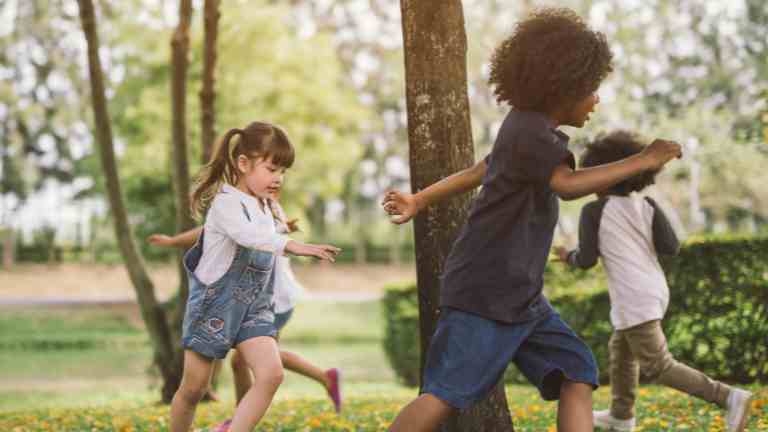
[222,184,263,208]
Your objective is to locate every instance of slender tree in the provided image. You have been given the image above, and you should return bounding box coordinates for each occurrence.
[399,1,514,430]
[200,0,220,164]
[76,0,182,402]
[169,0,195,330]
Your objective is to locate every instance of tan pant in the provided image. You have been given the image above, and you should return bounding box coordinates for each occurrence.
[609,319,731,420]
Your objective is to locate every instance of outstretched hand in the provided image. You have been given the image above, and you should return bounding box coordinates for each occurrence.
[146,234,175,248]
[382,190,420,225]
[642,139,683,170]
[285,241,341,262]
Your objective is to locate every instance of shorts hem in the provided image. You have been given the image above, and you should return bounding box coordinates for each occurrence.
[421,383,475,410]
[537,367,599,401]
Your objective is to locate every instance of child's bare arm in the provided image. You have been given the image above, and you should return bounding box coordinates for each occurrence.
[146,227,203,249]
[382,159,487,224]
[550,139,681,201]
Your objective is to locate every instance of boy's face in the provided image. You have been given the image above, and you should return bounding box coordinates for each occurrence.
[563,93,600,128]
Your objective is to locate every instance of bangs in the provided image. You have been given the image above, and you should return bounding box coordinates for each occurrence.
[263,138,295,168]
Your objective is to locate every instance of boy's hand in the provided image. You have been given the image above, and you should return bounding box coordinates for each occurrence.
[553,246,570,263]
[285,240,341,262]
[641,139,683,170]
[382,190,420,225]
[286,218,300,233]
[147,234,175,247]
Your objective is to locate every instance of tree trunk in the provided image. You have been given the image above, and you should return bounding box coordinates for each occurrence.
[200,0,219,164]
[170,0,195,335]
[399,1,514,430]
[77,0,182,403]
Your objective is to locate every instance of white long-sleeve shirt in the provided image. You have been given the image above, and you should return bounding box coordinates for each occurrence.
[567,194,680,330]
[195,184,288,286]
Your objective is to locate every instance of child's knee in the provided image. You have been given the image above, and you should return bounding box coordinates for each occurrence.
[254,365,284,389]
[176,382,208,405]
[639,351,675,380]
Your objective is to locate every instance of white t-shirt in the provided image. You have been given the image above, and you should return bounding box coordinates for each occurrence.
[195,185,301,312]
[599,196,671,330]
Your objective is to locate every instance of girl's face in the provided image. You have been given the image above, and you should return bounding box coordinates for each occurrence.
[563,92,600,127]
[236,154,285,199]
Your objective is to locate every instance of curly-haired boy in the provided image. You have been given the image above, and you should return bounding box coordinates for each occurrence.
[383,8,681,432]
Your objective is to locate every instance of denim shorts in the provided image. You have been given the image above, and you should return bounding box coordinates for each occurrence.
[422,307,599,409]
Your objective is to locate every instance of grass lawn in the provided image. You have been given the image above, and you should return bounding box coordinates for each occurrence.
[0,385,766,431]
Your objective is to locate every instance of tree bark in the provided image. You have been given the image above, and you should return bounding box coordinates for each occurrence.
[170,0,195,335]
[399,1,514,430]
[200,0,219,164]
[77,0,182,403]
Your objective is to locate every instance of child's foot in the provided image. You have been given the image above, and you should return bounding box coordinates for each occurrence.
[593,409,635,431]
[325,368,342,413]
[726,388,753,432]
[211,418,231,432]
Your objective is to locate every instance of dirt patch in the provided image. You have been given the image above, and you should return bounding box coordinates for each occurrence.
[0,262,415,303]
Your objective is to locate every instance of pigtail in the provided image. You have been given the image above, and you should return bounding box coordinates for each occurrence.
[190,128,243,218]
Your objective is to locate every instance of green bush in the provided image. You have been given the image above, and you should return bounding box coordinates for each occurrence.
[381,284,420,387]
[382,236,768,386]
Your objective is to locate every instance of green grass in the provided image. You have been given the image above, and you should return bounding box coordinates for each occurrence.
[1,385,766,431]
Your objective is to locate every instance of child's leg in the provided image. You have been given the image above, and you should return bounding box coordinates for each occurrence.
[609,330,639,420]
[228,336,284,432]
[514,312,599,432]
[203,359,222,401]
[558,380,594,432]
[624,320,731,407]
[388,393,454,432]
[170,350,215,432]
[280,350,330,388]
[230,349,253,404]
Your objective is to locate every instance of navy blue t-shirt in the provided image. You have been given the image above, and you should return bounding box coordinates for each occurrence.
[440,110,575,323]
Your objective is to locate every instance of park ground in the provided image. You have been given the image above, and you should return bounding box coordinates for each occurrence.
[1,263,766,431]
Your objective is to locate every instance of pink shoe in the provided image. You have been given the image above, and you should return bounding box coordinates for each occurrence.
[325,368,342,413]
[211,419,231,432]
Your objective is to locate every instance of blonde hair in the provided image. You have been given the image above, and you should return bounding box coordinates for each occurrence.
[191,121,294,218]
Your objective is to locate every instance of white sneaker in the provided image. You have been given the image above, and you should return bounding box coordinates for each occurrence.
[726,388,753,432]
[594,409,636,431]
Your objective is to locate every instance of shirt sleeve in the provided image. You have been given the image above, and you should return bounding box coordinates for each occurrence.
[567,199,606,269]
[645,197,680,256]
[509,128,575,185]
[208,195,290,256]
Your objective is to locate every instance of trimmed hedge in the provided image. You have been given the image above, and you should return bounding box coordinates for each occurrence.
[382,236,768,386]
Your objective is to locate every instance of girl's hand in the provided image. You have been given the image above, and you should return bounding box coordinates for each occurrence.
[285,241,341,262]
[147,234,176,248]
[382,190,421,225]
[286,218,300,233]
[641,139,682,170]
[553,246,570,263]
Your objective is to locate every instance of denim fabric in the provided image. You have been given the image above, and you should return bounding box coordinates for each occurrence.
[181,231,278,359]
[422,306,599,409]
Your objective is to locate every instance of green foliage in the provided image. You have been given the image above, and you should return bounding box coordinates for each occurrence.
[381,284,420,387]
[383,236,768,386]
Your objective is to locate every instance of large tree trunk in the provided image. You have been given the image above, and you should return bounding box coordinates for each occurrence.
[200,0,219,164]
[399,1,514,431]
[77,0,182,403]
[170,0,195,334]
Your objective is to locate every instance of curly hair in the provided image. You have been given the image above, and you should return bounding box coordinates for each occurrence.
[580,130,658,196]
[488,7,613,113]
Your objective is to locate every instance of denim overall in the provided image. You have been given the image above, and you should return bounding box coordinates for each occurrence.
[181,231,278,359]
